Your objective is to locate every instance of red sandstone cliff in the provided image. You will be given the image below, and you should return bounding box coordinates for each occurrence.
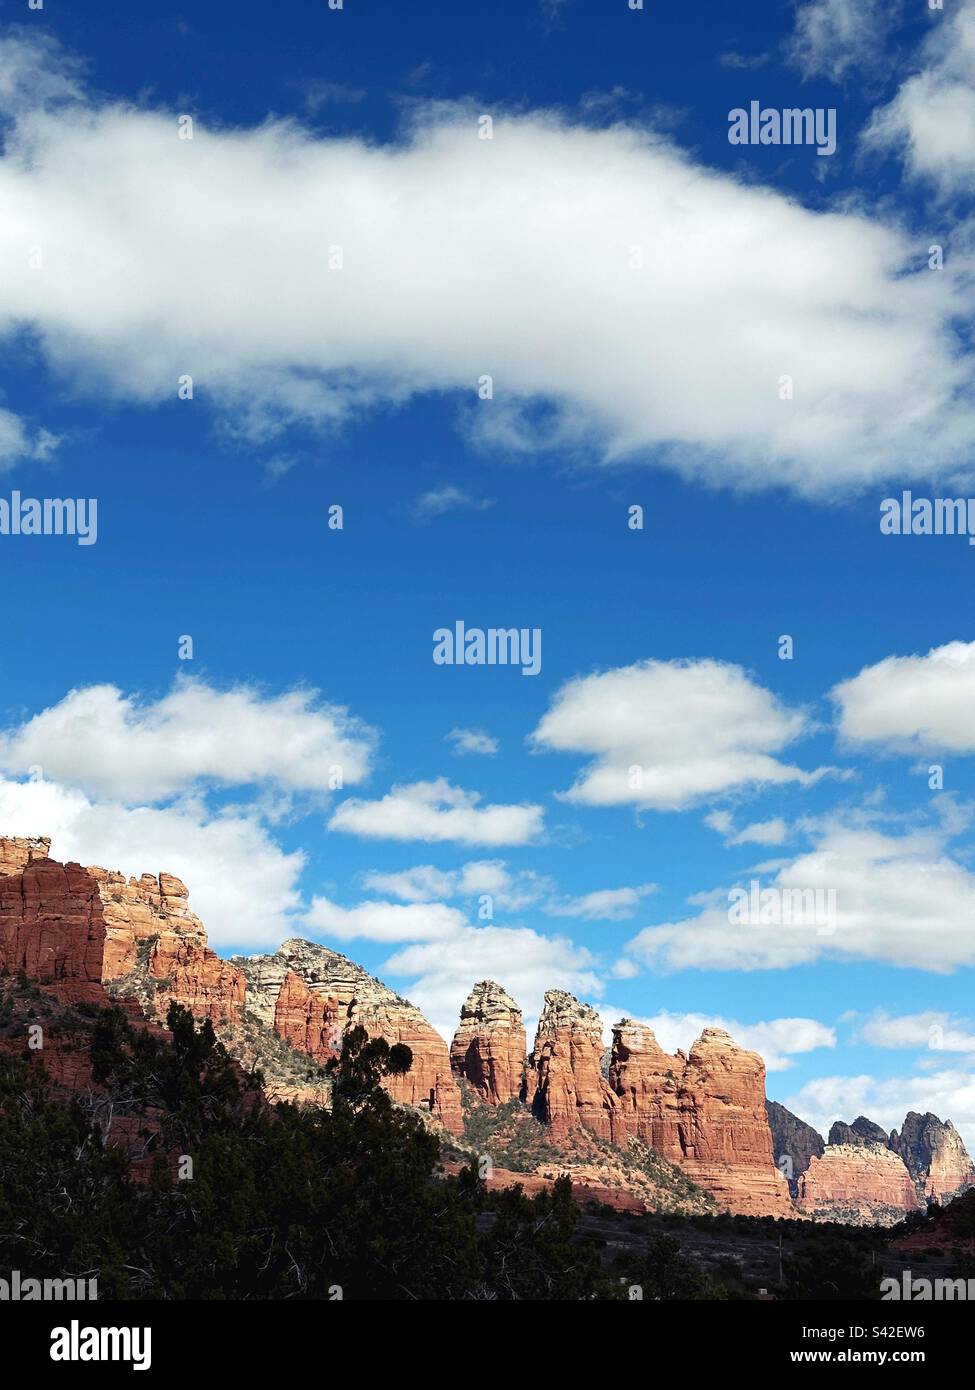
[797,1143,923,1224]
[450,979,526,1104]
[233,939,464,1133]
[609,1018,792,1217]
[524,990,627,1145]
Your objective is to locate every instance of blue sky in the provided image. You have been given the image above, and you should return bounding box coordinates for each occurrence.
[1,0,975,1142]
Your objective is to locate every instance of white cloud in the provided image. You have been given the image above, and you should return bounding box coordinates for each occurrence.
[0,775,303,949]
[329,778,544,846]
[0,677,376,802]
[412,487,494,521]
[601,1008,836,1072]
[1,33,973,493]
[785,0,903,82]
[863,1,975,197]
[545,883,657,921]
[382,925,601,1042]
[446,727,499,756]
[303,894,467,944]
[531,658,827,810]
[785,1069,975,1151]
[0,408,61,468]
[832,640,975,754]
[705,811,790,845]
[626,816,975,973]
[856,1009,975,1053]
[361,857,551,910]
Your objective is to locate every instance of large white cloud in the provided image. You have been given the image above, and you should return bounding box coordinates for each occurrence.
[598,1007,836,1072]
[303,894,468,944]
[832,640,975,754]
[785,1069,975,1150]
[329,778,544,846]
[0,32,973,493]
[0,677,375,802]
[0,774,304,949]
[856,1009,975,1053]
[863,0,975,197]
[625,816,975,972]
[531,658,826,810]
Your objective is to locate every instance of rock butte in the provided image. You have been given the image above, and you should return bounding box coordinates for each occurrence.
[450,979,526,1105]
[797,1143,924,1224]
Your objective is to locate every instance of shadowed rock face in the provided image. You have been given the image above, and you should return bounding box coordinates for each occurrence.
[828,1116,890,1148]
[0,842,106,1005]
[450,979,526,1104]
[766,1101,825,1195]
[889,1112,975,1202]
[232,939,464,1133]
[525,990,627,1145]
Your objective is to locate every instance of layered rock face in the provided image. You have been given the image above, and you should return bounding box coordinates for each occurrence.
[233,939,463,1133]
[890,1112,975,1203]
[797,1143,923,1224]
[94,866,245,1025]
[450,980,526,1104]
[525,991,627,1145]
[608,1018,792,1217]
[0,841,107,1005]
[766,1101,825,1194]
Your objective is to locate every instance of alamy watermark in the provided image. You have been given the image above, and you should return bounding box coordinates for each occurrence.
[433,620,541,676]
[728,880,837,935]
[880,491,975,547]
[0,492,97,545]
[728,101,836,156]
[882,1270,975,1300]
[1,1269,97,1300]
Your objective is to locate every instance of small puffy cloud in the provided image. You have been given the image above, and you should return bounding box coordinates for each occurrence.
[856,1010,975,1053]
[863,1,975,198]
[785,0,903,82]
[303,895,467,943]
[832,640,975,754]
[531,658,825,811]
[0,774,303,949]
[545,883,657,921]
[361,858,551,909]
[0,409,61,468]
[0,678,376,802]
[626,816,975,973]
[705,811,790,846]
[411,487,494,521]
[329,777,544,846]
[446,727,499,756]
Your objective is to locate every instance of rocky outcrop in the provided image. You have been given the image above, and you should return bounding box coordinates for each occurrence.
[525,990,627,1145]
[828,1115,889,1149]
[233,939,463,1133]
[607,1019,792,1217]
[0,845,107,1005]
[766,1101,825,1194]
[890,1112,975,1203]
[93,866,245,1026]
[450,980,526,1104]
[797,1143,923,1224]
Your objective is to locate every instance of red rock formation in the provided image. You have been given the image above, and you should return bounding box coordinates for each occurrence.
[525,990,627,1145]
[608,1018,792,1217]
[234,940,464,1133]
[890,1112,975,1203]
[93,866,244,1025]
[0,835,51,875]
[0,846,107,1005]
[273,969,343,1063]
[797,1143,923,1224]
[450,980,526,1104]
